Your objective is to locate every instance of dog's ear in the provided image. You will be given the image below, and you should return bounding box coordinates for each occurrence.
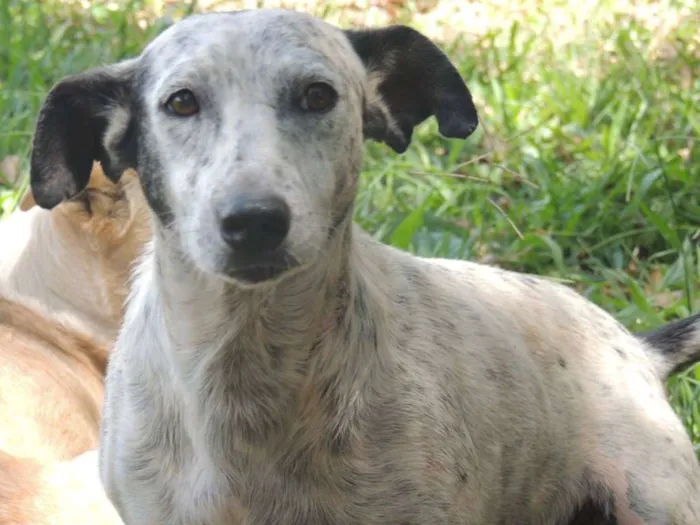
[29,59,139,210]
[344,26,478,153]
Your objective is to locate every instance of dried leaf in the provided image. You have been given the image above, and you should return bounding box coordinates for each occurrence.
[0,155,21,186]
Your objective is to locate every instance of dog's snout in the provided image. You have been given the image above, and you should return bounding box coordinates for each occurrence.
[220,195,291,254]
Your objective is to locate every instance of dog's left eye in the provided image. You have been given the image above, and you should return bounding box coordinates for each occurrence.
[300,83,337,112]
[165,89,200,117]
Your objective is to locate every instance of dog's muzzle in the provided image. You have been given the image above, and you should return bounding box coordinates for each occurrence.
[218,193,293,284]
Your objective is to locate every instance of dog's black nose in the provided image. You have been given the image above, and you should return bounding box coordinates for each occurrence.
[220,195,291,254]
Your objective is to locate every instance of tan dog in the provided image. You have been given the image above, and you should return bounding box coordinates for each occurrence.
[0,162,148,524]
[1,163,149,345]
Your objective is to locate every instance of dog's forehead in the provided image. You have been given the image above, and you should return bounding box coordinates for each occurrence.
[141,10,358,76]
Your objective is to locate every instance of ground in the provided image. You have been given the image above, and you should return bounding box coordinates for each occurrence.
[0,0,698,457]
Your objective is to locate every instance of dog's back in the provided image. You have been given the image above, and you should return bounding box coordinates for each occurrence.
[0,296,107,462]
[0,162,148,524]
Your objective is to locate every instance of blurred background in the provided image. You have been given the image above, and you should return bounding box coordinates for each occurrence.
[0,0,698,454]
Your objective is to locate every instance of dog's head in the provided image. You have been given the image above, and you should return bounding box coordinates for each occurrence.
[16,162,150,328]
[28,9,477,286]
[22,161,148,269]
[22,162,144,239]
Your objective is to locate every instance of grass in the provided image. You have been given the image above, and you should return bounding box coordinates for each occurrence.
[1,0,698,457]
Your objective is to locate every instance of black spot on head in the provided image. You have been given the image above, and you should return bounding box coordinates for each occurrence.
[558,357,567,368]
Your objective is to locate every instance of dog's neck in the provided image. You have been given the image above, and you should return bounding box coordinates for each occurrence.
[146,218,389,461]
[153,220,353,348]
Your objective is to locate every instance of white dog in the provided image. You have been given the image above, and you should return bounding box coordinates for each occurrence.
[27,9,699,525]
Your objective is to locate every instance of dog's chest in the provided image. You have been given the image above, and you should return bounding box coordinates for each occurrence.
[123,359,581,525]
[143,401,475,525]
[162,440,447,525]
[135,359,562,525]
[167,455,243,525]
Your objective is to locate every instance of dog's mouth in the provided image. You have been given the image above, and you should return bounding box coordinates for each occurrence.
[222,252,300,285]
[228,265,288,284]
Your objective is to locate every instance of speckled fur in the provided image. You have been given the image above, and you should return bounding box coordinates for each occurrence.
[28,9,700,525]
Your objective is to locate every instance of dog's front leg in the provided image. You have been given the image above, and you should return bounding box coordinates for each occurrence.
[98,305,188,525]
[100,360,166,525]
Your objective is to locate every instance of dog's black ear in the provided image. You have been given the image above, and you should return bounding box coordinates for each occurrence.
[344,26,478,153]
[30,59,139,210]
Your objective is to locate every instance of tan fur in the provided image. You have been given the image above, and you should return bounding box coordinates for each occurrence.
[0,297,108,461]
[0,450,122,525]
[0,162,148,525]
[0,163,150,343]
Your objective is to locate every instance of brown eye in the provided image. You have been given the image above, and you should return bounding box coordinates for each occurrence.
[165,89,199,117]
[301,83,337,112]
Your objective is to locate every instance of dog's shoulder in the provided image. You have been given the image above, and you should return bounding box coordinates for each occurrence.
[372,245,644,371]
[379,245,576,313]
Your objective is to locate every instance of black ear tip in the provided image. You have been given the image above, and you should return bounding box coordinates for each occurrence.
[29,162,84,210]
[386,126,413,153]
[389,141,410,154]
[439,116,479,139]
[436,100,479,139]
[28,160,57,210]
[29,182,63,210]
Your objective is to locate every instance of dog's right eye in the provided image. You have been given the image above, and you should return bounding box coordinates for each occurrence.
[165,89,200,117]
[300,83,337,112]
